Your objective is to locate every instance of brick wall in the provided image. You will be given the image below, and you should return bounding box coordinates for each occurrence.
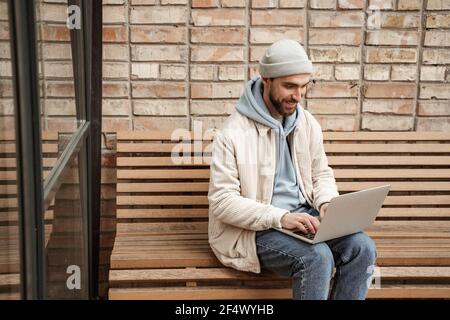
[1,0,449,132]
[97,0,450,132]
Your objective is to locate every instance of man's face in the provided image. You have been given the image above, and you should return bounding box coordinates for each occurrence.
[263,74,311,118]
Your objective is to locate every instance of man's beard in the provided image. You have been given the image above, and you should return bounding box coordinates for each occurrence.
[268,88,297,117]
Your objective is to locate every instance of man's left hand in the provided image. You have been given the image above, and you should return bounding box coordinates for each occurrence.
[319,202,329,221]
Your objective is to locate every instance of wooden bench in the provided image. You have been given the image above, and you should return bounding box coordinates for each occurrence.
[108,131,450,300]
[0,131,58,299]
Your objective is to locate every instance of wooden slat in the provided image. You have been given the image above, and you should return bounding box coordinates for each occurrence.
[0,131,58,141]
[325,144,450,153]
[0,198,17,208]
[114,207,450,219]
[328,156,450,166]
[117,156,210,167]
[0,273,20,286]
[370,221,450,233]
[0,185,18,195]
[0,143,57,154]
[337,181,450,192]
[0,292,20,300]
[117,195,208,205]
[112,234,208,242]
[117,143,450,154]
[110,252,220,269]
[116,208,209,219]
[118,168,450,180]
[334,169,450,178]
[383,195,450,205]
[116,181,450,193]
[0,157,56,168]
[109,266,450,284]
[117,182,208,193]
[117,131,450,142]
[117,142,211,153]
[377,208,450,218]
[117,156,450,167]
[117,131,215,141]
[117,195,450,206]
[116,222,208,235]
[110,249,450,269]
[112,237,450,247]
[118,169,209,180]
[109,285,450,300]
[111,243,450,254]
[323,132,450,141]
[0,210,53,223]
[0,170,51,181]
[367,285,450,299]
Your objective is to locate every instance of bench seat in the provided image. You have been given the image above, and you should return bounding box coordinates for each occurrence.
[109,131,450,300]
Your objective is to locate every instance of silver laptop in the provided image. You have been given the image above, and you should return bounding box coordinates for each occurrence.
[274,185,391,244]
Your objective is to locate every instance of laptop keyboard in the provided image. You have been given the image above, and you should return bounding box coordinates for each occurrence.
[293,230,315,240]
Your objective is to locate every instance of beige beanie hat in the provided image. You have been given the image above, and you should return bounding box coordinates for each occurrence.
[259,39,313,78]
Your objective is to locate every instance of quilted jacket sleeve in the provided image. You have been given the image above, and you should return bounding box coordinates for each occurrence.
[208,130,288,231]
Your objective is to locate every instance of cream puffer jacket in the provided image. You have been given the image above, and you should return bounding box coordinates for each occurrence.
[207,108,339,273]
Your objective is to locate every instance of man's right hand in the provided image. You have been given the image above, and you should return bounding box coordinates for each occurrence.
[280,212,321,234]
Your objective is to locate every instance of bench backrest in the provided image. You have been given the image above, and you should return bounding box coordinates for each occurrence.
[115,131,450,236]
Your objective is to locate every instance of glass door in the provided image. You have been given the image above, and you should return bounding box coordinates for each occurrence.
[1,0,102,300]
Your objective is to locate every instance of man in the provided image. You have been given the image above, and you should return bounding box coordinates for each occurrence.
[207,39,377,300]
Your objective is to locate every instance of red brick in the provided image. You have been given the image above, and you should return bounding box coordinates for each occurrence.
[307,82,359,98]
[132,81,186,98]
[191,82,242,98]
[365,48,417,63]
[364,83,416,98]
[417,117,450,131]
[314,116,357,131]
[191,27,245,44]
[250,27,304,44]
[130,26,186,43]
[103,26,128,43]
[307,99,358,114]
[190,47,244,62]
[362,99,414,114]
[133,117,189,131]
[251,10,304,26]
[337,0,365,9]
[191,9,245,26]
[310,29,362,45]
[366,30,419,46]
[192,0,219,7]
[418,101,450,116]
[362,115,414,131]
[40,24,70,42]
[309,11,364,27]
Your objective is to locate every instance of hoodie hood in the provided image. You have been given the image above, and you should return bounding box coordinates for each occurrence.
[235,76,303,180]
[235,76,301,135]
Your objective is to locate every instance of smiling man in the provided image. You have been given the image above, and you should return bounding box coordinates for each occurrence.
[208,39,377,300]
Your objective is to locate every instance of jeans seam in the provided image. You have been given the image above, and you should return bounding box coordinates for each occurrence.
[256,242,306,267]
[256,242,306,299]
[339,253,351,265]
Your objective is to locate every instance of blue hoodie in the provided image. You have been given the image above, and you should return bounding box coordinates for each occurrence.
[235,76,307,213]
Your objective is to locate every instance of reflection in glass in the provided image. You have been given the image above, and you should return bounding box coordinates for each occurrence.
[44,151,88,299]
[0,0,20,300]
[35,0,81,174]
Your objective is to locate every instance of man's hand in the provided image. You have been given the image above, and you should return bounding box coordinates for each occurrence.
[319,202,330,221]
[280,212,320,234]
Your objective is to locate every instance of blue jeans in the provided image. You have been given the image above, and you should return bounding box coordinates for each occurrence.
[256,204,377,300]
